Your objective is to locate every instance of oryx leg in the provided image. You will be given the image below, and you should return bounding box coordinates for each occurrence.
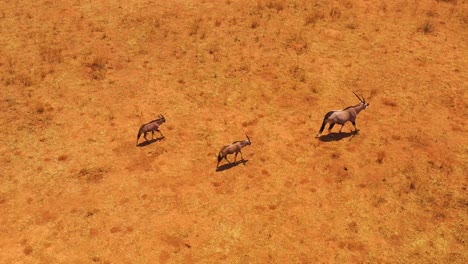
[156,129,164,138]
[351,121,359,133]
[239,150,244,161]
[224,155,232,164]
[151,130,154,140]
[328,123,335,133]
[143,132,149,141]
[339,124,345,133]
[234,152,238,162]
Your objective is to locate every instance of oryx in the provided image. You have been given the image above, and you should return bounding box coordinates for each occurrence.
[136,114,166,146]
[316,92,369,137]
[217,134,251,168]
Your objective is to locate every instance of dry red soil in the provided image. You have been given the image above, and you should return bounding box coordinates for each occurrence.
[1,0,467,263]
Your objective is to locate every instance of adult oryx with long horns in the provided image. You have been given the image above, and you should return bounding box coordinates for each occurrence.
[316,92,369,137]
[136,114,166,146]
[217,134,251,168]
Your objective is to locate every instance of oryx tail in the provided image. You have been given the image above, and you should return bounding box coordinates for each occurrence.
[217,146,228,163]
[319,111,335,135]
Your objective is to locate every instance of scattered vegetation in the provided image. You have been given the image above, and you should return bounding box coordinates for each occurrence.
[23,245,33,255]
[39,46,63,64]
[346,21,358,29]
[77,167,107,183]
[57,154,68,161]
[331,152,341,159]
[263,0,285,12]
[35,103,45,114]
[1,1,466,263]
[85,56,107,80]
[376,151,386,164]
[189,18,206,39]
[383,98,397,107]
[305,10,325,25]
[289,65,306,82]
[250,19,259,29]
[17,74,33,87]
[418,20,435,34]
[329,7,341,21]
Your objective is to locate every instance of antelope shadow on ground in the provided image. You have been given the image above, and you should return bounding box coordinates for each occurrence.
[216,160,249,172]
[318,131,358,142]
[136,137,164,147]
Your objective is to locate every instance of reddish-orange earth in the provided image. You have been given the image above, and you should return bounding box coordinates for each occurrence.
[1,0,467,263]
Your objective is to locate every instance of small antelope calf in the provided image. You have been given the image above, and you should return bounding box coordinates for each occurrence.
[217,134,251,168]
[136,114,166,146]
[316,92,369,137]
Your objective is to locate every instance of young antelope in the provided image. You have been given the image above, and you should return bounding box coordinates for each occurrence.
[217,134,251,168]
[316,92,369,137]
[136,114,166,146]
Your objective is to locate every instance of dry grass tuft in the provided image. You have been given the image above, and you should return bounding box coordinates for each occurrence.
[382,98,397,107]
[251,19,260,29]
[331,152,341,159]
[369,89,378,100]
[23,245,33,255]
[20,75,33,87]
[77,167,107,183]
[460,10,468,24]
[58,155,68,161]
[329,7,341,21]
[305,10,325,25]
[346,22,358,29]
[39,46,63,64]
[86,56,107,80]
[289,65,306,82]
[242,119,259,127]
[35,103,45,114]
[418,21,435,34]
[376,151,386,164]
[189,18,206,38]
[287,31,308,55]
[265,0,285,11]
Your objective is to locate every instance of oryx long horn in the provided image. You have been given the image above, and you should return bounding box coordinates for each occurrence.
[353,91,363,102]
[245,133,251,142]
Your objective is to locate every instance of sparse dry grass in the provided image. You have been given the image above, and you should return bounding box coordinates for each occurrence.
[85,56,107,80]
[329,6,341,21]
[418,20,436,34]
[260,0,285,12]
[57,154,68,161]
[376,150,385,164]
[39,46,63,64]
[0,0,466,263]
[305,10,325,26]
[383,98,397,107]
[17,74,33,87]
[35,103,45,114]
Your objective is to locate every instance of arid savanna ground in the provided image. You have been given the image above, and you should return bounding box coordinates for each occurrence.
[1,0,467,263]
